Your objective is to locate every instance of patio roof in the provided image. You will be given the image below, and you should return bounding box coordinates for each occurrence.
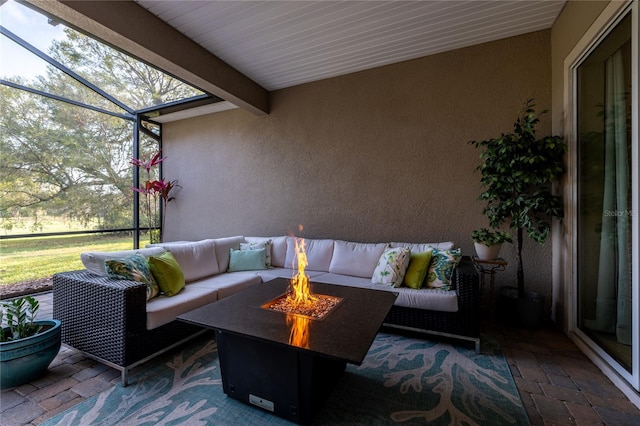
[24,0,566,119]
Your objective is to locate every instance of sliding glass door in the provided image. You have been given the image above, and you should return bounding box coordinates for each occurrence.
[576,11,634,374]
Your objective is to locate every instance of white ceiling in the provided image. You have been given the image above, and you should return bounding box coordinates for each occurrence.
[135,0,566,92]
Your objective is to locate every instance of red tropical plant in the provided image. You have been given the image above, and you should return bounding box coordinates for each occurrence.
[131,151,179,243]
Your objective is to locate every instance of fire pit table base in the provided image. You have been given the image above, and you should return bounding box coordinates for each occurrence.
[217,330,346,424]
[177,279,397,424]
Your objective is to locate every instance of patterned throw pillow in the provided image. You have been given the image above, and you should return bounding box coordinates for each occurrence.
[371,247,411,287]
[403,250,433,289]
[240,240,272,268]
[425,248,461,290]
[105,254,159,301]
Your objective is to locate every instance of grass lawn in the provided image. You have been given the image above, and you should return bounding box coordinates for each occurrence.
[0,234,145,285]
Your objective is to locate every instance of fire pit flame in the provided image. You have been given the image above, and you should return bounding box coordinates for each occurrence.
[287,314,310,348]
[287,237,317,306]
[263,234,342,320]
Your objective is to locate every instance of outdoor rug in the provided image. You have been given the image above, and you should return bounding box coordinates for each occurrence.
[42,332,528,425]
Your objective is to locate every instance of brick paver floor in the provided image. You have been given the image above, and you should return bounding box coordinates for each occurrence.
[2,291,640,425]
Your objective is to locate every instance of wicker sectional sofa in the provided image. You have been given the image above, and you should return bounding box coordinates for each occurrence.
[53,235,480,386]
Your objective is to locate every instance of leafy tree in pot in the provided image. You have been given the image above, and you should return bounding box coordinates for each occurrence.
[470,99,567,298]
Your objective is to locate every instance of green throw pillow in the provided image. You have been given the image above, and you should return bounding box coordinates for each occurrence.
[227,248,267,272]
[425,248,461,290]
[403,250,433,289]
[148,251,185,297]
[105,253,159,301]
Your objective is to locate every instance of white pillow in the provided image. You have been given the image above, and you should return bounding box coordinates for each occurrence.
[241,239,272,268]
[284,237,334,272]
[81,247,166,276]
[159,240,219,282]
[390,241,455,251]
[371,247,411,287]
[246,236,288,267]
[329,240,388,278]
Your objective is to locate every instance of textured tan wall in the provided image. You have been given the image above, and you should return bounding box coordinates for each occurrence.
[163,30,553,300]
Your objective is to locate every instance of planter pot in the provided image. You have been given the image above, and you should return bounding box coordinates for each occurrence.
[1,319,62,389]
[474,242,502,260]
[497,287,545,328]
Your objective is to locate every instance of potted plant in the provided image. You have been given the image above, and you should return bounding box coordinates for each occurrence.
[1,296,61,389]
[470,99,567,327]
[471,228,512,260]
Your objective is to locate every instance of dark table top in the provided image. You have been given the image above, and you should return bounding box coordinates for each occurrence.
[177,278,397,365]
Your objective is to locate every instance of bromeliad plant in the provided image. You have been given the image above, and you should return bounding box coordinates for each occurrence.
[0,296,42,342]
[470,99,567,298]
[131,151,179,244]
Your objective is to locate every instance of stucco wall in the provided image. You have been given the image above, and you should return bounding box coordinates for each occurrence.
[163,30,553,305]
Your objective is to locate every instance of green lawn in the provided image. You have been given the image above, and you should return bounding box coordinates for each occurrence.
[0,234,143,285]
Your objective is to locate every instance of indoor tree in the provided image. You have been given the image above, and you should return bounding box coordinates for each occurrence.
[470,99,567,298]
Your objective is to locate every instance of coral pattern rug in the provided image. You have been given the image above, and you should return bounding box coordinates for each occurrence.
[42,332,528,425]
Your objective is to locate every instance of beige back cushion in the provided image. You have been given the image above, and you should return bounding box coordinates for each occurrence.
[156,240,219,282]
[81,247,166,276]
[329,240,388,278]
[284,237,334,272]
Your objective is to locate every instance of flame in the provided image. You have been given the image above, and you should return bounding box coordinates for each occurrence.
[287,236,317,306]
[287,313,310,348]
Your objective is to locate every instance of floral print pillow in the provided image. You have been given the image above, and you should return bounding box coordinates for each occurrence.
[106,254,159,301]
[425,248,461,290]
[371,247,411,287]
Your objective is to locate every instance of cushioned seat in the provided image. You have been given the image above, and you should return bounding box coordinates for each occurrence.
[146,285,218,329]
[188,271,262,300]
[257,267,326,282]
[311,272,374,289]
[378,286,458,312]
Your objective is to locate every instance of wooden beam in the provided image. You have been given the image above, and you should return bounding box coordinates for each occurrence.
[26,0,269,115]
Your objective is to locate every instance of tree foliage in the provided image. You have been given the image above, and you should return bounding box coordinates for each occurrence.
[1,26,198,232]
[470,99,567,296]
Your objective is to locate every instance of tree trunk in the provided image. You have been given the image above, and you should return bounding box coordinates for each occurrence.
[516,227,525,298]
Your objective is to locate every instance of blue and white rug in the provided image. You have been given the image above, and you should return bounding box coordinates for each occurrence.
[42,332,528,425]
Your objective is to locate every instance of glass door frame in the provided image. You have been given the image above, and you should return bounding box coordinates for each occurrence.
[563,0,639,394]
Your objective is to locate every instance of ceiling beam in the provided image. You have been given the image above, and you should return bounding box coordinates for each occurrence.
[26,0,269,115]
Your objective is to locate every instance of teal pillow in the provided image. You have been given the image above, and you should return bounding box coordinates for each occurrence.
[425,248,461,290]
[403,250,433,289]
[148,251,185,297]
[227,248,267,272]
[105,254,159,300]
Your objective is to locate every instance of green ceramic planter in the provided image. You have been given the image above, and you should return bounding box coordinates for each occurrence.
[0,319,62,389]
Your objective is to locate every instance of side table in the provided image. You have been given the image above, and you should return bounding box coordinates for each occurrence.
[472,256,507,317]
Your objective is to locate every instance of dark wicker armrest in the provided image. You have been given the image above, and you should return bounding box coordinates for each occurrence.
[53,270,148,366]
[452,257,480,313]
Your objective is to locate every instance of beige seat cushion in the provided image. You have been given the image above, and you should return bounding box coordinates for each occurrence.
[146,286,218,329]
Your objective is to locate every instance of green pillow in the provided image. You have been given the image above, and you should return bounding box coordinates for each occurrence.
[148,251,185,297]
[403,250,433,289]
[105,254,159,301]
[227,248,267,272]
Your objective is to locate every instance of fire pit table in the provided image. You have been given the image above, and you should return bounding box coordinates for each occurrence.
[177,277,397,424]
